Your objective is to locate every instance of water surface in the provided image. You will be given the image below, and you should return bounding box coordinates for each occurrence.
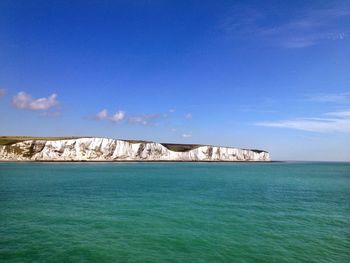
[0,162,349,262]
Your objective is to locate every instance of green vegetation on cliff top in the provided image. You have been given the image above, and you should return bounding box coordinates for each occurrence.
[0,136,84,146]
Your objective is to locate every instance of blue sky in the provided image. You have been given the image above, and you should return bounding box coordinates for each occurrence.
[0,0,349,161]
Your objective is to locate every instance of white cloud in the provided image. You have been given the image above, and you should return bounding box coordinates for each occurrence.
[256,110,350,133]
[169,109,175,113]
[12,92,59,110]
[0,88,7,97]
[110,111,125,123]
[95,110,163,125]
[182,133,192,138]
[96,109,108,120]
[95,109,125,123]
[185,113,192,119]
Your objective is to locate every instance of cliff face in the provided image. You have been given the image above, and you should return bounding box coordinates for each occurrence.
[0,138,270,162]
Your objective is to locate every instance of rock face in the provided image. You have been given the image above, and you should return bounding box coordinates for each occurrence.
[0,138,270,162]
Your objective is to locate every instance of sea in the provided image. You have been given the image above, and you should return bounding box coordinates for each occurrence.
[0,162,349,262]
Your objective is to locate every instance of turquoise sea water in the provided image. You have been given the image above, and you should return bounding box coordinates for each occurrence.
[0,162,349,262]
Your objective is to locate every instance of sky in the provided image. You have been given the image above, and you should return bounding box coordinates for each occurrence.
[0,0,350,161]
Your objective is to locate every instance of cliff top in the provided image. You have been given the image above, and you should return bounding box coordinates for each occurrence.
[0,136,84,146]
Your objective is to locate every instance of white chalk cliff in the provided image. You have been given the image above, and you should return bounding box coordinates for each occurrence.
[0,138,270,162]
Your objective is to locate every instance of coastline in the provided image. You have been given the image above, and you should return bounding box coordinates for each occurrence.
[0,137,271,162]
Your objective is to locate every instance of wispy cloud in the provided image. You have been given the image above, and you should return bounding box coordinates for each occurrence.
[182,133,192,138]
[127,114,160,125]
[0,88,7,97]
[222,4,350,48]
[40,111,61,117]
[95,109,125,123]
[256,110,350,133]
[185,113,192,119]
[12,92,59,111]
[326,110,350,117]
[305,92,350,102]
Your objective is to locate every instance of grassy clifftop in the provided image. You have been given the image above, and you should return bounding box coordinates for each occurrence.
[160,143,200,152]
[0,136,84,146]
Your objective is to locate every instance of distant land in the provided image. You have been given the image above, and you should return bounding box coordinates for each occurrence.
[0,136,270,162]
